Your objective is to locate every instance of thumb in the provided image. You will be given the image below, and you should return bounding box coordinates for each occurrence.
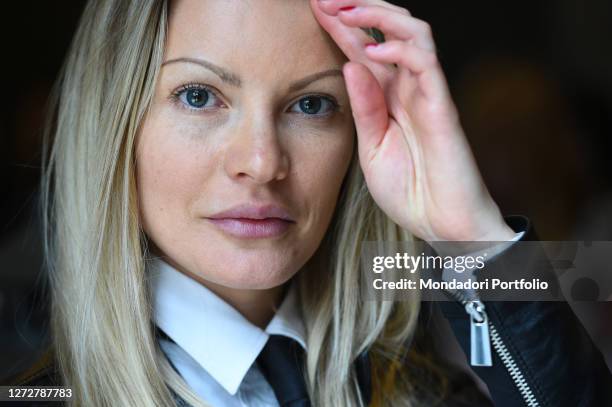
[343,61,389,163]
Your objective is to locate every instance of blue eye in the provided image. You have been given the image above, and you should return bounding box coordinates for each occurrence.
[175,85,224,110]
[172,86,336,116]
[290,95,337,116]
[184,88,208,108]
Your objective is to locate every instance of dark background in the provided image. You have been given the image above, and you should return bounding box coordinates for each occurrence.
[1,0,612,380]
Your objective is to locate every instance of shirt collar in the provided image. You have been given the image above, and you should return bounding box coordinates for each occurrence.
[148,258,307,395]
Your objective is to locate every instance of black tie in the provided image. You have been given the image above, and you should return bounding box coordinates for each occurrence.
[256,335,311,407]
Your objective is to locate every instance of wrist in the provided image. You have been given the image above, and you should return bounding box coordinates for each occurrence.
[471,219,516,242]
[424,214,516,243]
[427,219,516,257]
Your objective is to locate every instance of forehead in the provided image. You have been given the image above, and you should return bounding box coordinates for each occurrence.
[166,0,347,78]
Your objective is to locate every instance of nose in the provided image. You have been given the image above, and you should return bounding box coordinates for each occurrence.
[223,111,289,184]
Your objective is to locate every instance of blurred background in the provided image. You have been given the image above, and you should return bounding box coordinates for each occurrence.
[1,0,611,380]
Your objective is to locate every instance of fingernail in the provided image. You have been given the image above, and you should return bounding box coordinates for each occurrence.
[365,42,379,48]
[339,6,357,11]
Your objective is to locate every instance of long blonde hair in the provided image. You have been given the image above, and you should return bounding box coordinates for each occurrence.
[41,0,430,405]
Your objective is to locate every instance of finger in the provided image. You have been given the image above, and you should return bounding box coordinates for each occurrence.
[310,0,395,79]
[364,40,450,101]
[337,6,436,51]
[316,0,412,18]
[310,0,380,62]
[342,61,389,163]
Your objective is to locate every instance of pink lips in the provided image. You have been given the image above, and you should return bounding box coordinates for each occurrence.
[206,204,295,239]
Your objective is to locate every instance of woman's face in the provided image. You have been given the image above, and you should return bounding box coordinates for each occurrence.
[137,0,355,291]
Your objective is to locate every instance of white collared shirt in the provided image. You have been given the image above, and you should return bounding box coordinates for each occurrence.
[149,259,306,407]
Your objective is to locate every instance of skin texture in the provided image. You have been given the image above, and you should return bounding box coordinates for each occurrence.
[137,0,514,325]
[137,0,355,325]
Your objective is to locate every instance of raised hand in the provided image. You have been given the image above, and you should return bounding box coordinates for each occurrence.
[310,0,515,242]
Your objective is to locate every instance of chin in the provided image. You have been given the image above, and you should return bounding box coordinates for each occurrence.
[194,248,304,290]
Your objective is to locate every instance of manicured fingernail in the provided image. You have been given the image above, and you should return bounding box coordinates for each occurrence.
[365,42,379,48]
[339,6,357,11]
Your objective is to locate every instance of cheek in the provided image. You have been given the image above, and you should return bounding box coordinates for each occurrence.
[136,119,213,242]
[294,130,355,228]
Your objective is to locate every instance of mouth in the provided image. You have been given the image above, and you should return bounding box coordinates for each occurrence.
[206,203,296,239]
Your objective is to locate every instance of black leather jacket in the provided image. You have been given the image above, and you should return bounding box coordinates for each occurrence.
[436,215,612,407]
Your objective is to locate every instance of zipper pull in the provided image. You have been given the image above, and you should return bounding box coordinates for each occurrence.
[465,301,493,367]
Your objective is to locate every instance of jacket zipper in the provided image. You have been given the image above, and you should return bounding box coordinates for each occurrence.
[445,288,541,407]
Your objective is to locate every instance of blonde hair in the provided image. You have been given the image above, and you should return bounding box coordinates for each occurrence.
[41,0,434,405]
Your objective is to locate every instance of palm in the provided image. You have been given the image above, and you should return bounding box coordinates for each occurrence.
[368,70,486,240]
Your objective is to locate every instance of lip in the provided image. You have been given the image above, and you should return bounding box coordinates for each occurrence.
[206,203,296,239]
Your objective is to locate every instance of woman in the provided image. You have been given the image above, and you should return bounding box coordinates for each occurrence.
[6,0,610,406]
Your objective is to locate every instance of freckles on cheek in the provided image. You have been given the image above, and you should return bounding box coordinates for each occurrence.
[297,135,354,217]
[138,123,212,225]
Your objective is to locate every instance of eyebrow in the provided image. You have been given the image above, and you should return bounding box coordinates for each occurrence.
[161,57,343,92]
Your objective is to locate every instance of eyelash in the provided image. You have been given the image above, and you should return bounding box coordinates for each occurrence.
[169,83,340,118]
